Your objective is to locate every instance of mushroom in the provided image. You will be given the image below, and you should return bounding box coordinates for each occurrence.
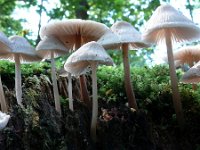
[142,4,200,127]
[59,68,74,111]
[0,32,12,112]
[40,19,110,106]
[111,21,149,110]
[181,61,200,84]
[0,111,10,130]
[36,36,69,115]
[4,35,41,106]
[64,41,114,142]
[173,45,200,67]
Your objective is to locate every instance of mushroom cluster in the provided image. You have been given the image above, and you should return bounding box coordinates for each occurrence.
[0,3,199,142]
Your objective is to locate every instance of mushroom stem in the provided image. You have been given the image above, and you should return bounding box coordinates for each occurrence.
[90,62,98,142]
[75,35,90,106]
[51,51,61,115]
[165,31,184,127]
[0,75,8,112]
[15,54,23,106]
[68,73,73,111]
[122,43,138,110]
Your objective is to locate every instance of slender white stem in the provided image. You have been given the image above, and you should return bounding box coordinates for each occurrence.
[15,54,22,106]
[68,73,73,111]
[0,75,8,112]
[90,62,98,142]
[165,31,184,127]
[51,51,61,115]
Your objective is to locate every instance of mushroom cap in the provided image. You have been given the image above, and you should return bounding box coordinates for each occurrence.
[0,111,10,130]
[142,4,200,44]
[0,32,12,54]
[36,36,69,59]
[111,21,149,49]
[40,19,109,48]
[181,61,200,83]
[173,45,200,66]
[97,30,121,50]
[0,35,41,63]
[58,68,69,77]
[64,41,114,75]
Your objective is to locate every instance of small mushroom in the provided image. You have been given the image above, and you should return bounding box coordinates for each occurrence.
[0,32,12,112]
[36,36,69,115]
[181,61,200,84]
[64,41,114,142]
[142,4,200,127]
[111,21,149,110]
[173,45,200,67]
[5,35,41,106]
[0,111,10,130]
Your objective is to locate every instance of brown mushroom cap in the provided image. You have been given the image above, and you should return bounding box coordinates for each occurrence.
[111,21,149,49]
[0,32,12,54]
[40,19,109,48]
[1,35,41,63]
[64,41,114,75]
[181,61,200,83]
[143,4,200,44]
[173,45,200,66]
[36,36,69,59]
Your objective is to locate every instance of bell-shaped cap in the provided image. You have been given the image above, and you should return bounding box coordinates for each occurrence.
[40,19,109,48]
[111,21,149,49]
[181,61,200,83]
[0,32,12,54]
[0,35,41,63]
[173,45,200,66]
[0,111,10,130]
[97,30,121,49]
[143,4,200,44]
[36,36,69,59]
[64,41,114,75]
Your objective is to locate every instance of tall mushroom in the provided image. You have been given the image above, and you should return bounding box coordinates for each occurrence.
[142,4,200,127]
[40,19,110,106]
[111,21,149,110]
[4,35,41,106]
[0,32,12,112]
[36,36,69,115]
[64,41,114,142]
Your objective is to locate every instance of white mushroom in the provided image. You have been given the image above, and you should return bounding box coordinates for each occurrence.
[111,21,149,110]
[142,4,200,127]
[36,36,69,115]
[0,32,12,112]
[6,35,41,106]
[64,41,114,142]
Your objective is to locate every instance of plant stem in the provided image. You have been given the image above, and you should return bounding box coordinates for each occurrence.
[51,51,61,115]
[0,75,8,112]
[15,54,23,106]
[122,43,138,110]
[165,31,184,128]
[90,62,98,142]
[68,73,73,111]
